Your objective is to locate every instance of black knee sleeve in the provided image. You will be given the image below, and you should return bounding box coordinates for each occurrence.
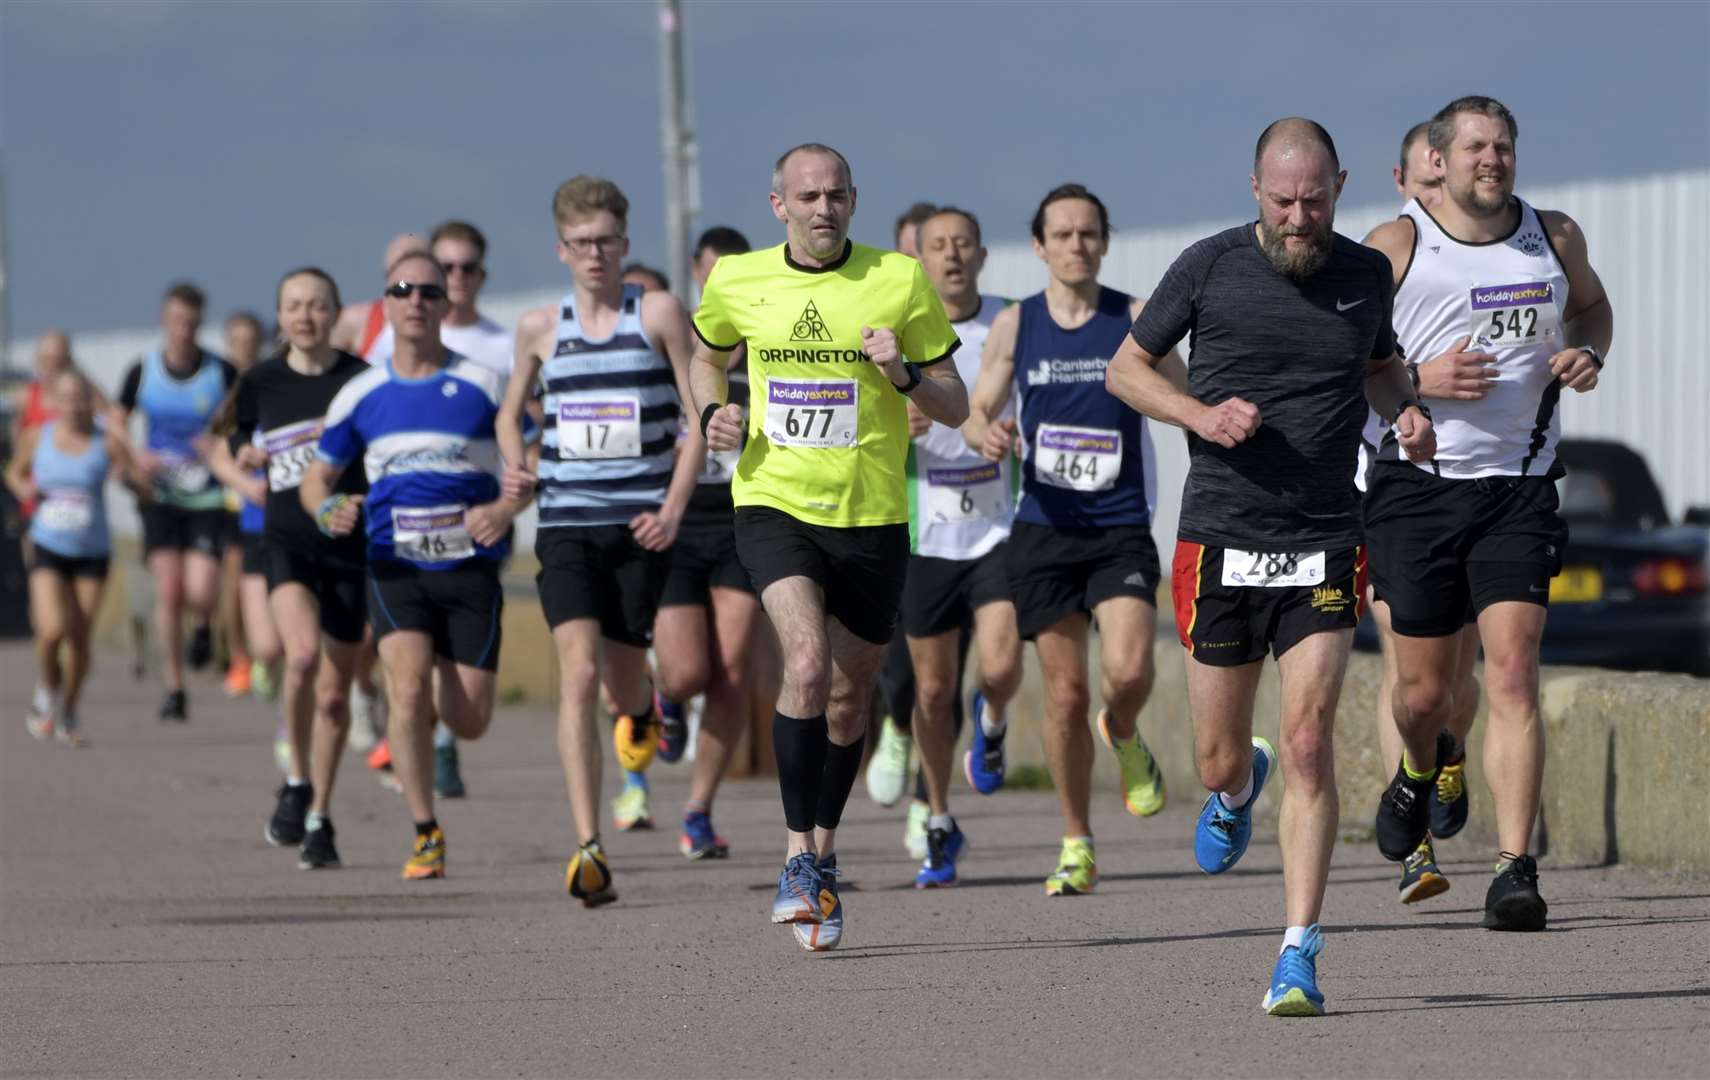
[773,711,828,833]
[816,734,867,831]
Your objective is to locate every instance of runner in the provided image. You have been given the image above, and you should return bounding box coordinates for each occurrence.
[1362,96,1612,932]
[301,251,535,880]
[115,283,237,721]
[690,144,965,950]
[650,225,760,859]
[963,183,1175,897]
[1361,122,1480,905]
[217,311,273,700]
[5,370,148,745]
[331,233,430,361]
[1107,118,1434,1015]
[622,264,672,294]
[497,176,701,904]
[902,206,1022,887]
[213,269,372,869]
[893,201,938,260]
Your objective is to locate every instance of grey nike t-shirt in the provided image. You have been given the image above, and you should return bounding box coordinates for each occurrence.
[1130,224,1396,549]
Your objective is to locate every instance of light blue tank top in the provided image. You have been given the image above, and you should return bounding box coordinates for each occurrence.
[137,349,228,509]
[29,421,110,558]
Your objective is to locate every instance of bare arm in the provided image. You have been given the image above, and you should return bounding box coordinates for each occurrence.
[298,459,362,537]
[963,304,1019,459]
[1105,334,1256,445]
[690,340,743,452]
[204,435,266,508]
[1542,210,1613,394]
[330,303,369,353]
[497,307,553,499]
[4,427,37,503]
[1364,354,1435,461]
[106,431,152,497]
[637,290,706,550]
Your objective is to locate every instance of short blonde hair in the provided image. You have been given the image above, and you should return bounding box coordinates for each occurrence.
[552,176,629,229]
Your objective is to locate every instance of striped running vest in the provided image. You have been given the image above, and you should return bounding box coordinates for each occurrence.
[538,284,679,528]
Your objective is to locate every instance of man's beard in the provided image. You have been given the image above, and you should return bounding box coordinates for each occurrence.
[1451,173,1512,218]
[1258,218,1333,280]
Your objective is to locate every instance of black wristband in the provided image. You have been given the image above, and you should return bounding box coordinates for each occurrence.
[1397,398,1431,422]
[1405,361,1421,392]
[1580,345,1604,369]
[894,361,922,394]
[699,402,721,438]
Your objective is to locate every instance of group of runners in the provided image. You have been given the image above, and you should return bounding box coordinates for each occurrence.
[9,92,1611,1015]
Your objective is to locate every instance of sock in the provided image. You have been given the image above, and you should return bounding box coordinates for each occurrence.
[815,734,867,831]
[624,769,649,792]
[659,696,684,722]
[32,684,51,713]
[1066,834,1094,848]
[415,818,438,837]
[1447,738,1466,764]
[433,722,455,750]
[773,711,829,833]
[979,700,1007,739]
[306,811,328,830]
[1219,767,1255,811]
[684,799,708,817]
[928,813,954,833]
[1281,925,1308,954]
[286,775,309,788]
[1401,752,1437,782]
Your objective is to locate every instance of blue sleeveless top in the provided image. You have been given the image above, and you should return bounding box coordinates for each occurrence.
[29,421,111,558]
[1013,287,1155,528]
[136,349,229,510]
[537,284,679,528]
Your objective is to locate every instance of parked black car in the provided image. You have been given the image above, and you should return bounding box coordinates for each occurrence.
[1357,438,1710,676]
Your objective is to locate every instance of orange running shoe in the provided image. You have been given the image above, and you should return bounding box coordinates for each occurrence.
[223,660,252,697]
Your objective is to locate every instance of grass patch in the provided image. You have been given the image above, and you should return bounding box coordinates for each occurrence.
[1000,764,1056,791]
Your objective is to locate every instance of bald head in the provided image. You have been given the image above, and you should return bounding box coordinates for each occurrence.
[1253,117,1341,181]
[382,233,429,275]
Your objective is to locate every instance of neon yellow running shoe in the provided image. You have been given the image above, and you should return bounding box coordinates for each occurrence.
[1044,837,1097,896]
[1097,708,1166,817]
[611,776,654,831]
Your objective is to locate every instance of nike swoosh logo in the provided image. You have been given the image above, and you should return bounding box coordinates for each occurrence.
[1336,298,1366,312]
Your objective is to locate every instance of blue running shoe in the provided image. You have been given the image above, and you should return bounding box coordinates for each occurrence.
[793,854,843,951]
[679,810,730,860]
[656,693,688,764]
[771,852,825,925]
[1194,737,1275,874]
[914,822,967,888]
[963,692,1006,795]
[1262,924,1326,1016]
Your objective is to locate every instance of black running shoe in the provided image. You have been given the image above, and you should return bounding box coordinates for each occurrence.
[1398,834,1451,904]
[1483,852,1548,931]
[1429,745,1470,839]
[186,625,214,671]
[299,819,341,870]
[158,690,188,723]
[266,783,313,847]
[434,743,466,799]
[1375,730,1452,861]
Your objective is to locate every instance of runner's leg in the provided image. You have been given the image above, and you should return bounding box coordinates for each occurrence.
[1475,602,1546,858]
[1275,629,1354,928]
[552,619,605,846]
[377,630,438,826]
[1033,614,1094,838]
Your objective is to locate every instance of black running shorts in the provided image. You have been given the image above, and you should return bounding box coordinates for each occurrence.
[240,531,269,576]
[1172,541,1366,666]
[901,546,1011,639]
[27,544,110,581]
[368,559,503,670]
[1364,468,1567,638]
[1005,521,1159,641]
[734,506,909,646]
[267,546,368,644]
[660,510,754,608]
[535,524,668,646]
[140,504,226,557]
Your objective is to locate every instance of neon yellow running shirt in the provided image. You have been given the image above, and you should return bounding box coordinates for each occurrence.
[694,241,959,528]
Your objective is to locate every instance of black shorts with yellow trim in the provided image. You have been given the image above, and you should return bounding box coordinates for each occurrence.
[1171,541,1366,666]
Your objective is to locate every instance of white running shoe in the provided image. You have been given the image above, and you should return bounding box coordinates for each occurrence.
[348,684,382,754]
[865,716,911,808]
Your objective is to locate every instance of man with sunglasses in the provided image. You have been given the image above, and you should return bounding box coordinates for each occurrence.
[302,252,536,881]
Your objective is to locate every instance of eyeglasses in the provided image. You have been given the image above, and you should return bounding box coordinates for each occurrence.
[385,281,447,301]
[441,260,483,276]
[562,234,626,255]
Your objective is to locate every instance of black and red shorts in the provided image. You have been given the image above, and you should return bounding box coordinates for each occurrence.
[1171,541,1366,666]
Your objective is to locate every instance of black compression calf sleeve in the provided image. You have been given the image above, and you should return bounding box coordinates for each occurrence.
[773,711,829,833]
[816,734,868,831]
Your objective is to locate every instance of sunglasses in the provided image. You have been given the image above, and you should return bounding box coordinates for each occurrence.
[441,260,483,276]
[385,281,447,301]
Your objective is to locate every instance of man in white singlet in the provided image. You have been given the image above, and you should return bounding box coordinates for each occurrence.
[1363,95,1613,933]
[899,207,1022,888]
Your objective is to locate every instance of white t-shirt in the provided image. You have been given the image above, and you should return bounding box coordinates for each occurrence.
[365,315,515,378]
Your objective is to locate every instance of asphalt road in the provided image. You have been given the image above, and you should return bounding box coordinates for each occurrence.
[2,644,1706,1079]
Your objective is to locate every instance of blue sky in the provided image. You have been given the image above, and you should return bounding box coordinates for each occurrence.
[3,0,1707,339]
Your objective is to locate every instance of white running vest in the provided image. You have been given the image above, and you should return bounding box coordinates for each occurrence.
[1383,196,1572,478]
[909,295,1014,560]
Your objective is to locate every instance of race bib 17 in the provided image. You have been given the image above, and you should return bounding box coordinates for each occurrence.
[559,397,642,459]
